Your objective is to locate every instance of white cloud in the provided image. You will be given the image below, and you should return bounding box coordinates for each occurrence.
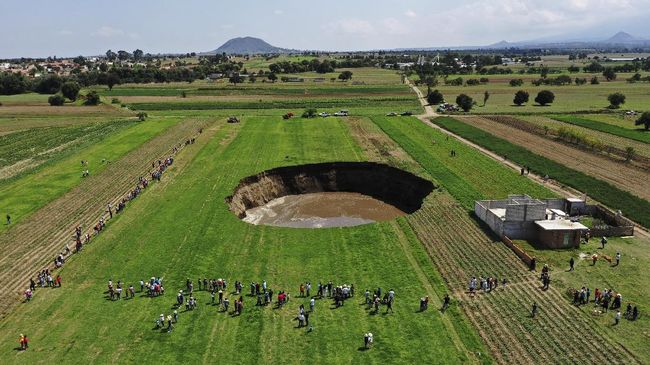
[92,26,125,38]
[273,9,284,15]
[324,18,375,36]
[382,18,409,35]
[58,30,73,36]
[405,9,417,18]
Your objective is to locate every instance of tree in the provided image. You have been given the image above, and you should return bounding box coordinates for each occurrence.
[602,67,617,81]
[0,73,29,95]
[48,94,65,106]
[84,91,101,105]
[133,49,144,60]
[106,73,120,90]
[117,50,131,61]
[249,75,257,83]
[338,71,353,81]
[635,112,650,130]
[34,75,63,94]
[61,81,81,101]
[607,92,626,109]
[534,90,555,106]
[455,94,474,112]
[105,49,117,61]
[483,91,490,106]
[509,78,523,87]
[73,56,86,65]
[136,112,148,121]
[625,147,635,162]
[513,90,529,106]
[302,108,317,118]
[426,89,444,105]
[229,74,244,85]
[267,73,277,83]
[540,67,549,79]
[590,76,600,85]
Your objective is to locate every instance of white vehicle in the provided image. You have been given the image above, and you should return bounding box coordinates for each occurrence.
[625,110,637,116]
[319,112,330,117]
[333,110,349,117]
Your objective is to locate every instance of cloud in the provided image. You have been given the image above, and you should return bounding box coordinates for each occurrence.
[382,18,409,35]
[405,9,417,18]
[273,9,283,15]
[324,18,375,36]
[93,26,126,38]
[58,30,73,36]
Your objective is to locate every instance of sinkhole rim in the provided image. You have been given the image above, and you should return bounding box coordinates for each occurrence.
[225,162,436,228]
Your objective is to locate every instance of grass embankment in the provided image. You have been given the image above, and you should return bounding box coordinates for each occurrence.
[431,117,650,228]
[551,115,650,144]
[0,118,178,233]
[371,116,554,210]
[0,117,490,364]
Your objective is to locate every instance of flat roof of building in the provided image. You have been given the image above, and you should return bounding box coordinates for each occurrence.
[535,220,588,231]
[489,208,507,220]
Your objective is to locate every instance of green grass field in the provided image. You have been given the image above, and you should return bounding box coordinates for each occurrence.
[0,117,490,364]
[371,116,555,208]
[0,118,178,233]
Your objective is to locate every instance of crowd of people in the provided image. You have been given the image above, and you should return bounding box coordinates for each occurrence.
[22,132,201,307]
[468,276,508,296]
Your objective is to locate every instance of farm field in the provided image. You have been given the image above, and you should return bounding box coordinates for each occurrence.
[418,72,650,114]
[517,115,650,158]
[0,117,490,364]
[1,57,649,365]
[451,116,650,201]
[550,115,650,144]
[431,116,650,228]
[345,116,644,363]
[0,117,178,233]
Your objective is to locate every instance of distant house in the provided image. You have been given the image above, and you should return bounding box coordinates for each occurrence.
[286,77,304,82]
[313,78,326,82]
[475,195,588,248]
[207,73,224,80]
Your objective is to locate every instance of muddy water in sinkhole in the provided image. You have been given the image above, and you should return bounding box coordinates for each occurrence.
[242,192,406,228]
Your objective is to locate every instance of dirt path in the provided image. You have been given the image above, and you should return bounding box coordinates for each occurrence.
[346,116,641,364]
[406,79,438,119]
[457,115,650,201]
[0,118,214,319]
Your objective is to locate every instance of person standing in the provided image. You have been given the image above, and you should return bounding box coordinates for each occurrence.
[615,252,621,266]
[531,302,538,318]
[601,236,608,249]
[569,257,575,271]
[6,214,11,225]
[614,310,621,325]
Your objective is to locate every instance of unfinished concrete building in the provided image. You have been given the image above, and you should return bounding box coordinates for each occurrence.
[475,195,588,248]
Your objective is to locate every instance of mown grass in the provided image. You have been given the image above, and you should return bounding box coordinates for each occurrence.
[97,85,411,97]
[432,117,650,228]
[551,115,650,144]
[371,116,555,210]
[0,118,178,233]
[0,117,490,364]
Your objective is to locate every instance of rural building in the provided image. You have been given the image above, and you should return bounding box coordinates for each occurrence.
[475,195,588,248]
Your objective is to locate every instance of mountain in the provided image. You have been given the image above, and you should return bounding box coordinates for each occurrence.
[207,37,290,54]
[603,31,639,44]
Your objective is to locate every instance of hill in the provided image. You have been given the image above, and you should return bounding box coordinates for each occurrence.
[208,36,289,54]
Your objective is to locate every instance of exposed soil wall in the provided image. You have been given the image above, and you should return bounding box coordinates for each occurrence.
[226,162,435,219]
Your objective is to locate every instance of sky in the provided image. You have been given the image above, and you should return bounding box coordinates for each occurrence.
[1,0,650,58]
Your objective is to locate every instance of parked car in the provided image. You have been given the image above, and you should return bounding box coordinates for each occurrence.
[400,111,413,116]
[319,112,330,117]
[334,110,349,116]
[386,112,398,116]
[625,110,637,116]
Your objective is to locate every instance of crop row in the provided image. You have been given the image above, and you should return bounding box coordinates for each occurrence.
[407,195,639,364]
[552,115,650,144]
[370,116,553,210]
[432,117,650,228]
[0,120,135,169]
